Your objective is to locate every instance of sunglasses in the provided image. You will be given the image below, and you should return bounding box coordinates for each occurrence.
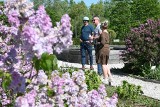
[92,19,95,22]
[83,20,88,22]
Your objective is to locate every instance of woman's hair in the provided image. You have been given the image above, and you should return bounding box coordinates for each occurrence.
[101,20,108,29]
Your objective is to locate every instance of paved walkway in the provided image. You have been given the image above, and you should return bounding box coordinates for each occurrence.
[58,60,160,100]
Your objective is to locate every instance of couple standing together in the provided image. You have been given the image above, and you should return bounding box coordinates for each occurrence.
[80,16,112,85]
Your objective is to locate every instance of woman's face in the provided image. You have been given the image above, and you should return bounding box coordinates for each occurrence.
[100,24,104,30]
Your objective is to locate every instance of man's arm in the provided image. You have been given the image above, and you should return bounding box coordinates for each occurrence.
[80,26,83,42]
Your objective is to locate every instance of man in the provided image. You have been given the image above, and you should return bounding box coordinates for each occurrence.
[80,16,94,70]
[92,16,103,75]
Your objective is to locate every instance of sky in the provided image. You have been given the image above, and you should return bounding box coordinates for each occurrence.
[74,0,103,7]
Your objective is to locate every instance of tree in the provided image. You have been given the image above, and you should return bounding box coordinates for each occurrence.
[109,1,132,40]
[45,0,70,26]
[130,0,160,27]
[90,0,105,17]
[69,1,89,38]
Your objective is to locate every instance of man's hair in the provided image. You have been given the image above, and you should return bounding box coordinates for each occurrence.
[93,16,100,21]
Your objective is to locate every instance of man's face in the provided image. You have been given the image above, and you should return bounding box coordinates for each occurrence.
[92,17,99,25]
[83,20,88,25]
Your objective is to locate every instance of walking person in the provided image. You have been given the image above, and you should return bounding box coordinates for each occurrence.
[96,20,112,85]
[92,16,103,76]
[80,16,94,70]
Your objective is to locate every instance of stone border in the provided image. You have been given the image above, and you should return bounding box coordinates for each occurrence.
[69,45,126,50]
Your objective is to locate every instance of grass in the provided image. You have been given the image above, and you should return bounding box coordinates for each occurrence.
[106,85,160,107]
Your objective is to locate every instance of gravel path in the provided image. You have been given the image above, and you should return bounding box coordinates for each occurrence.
[58,60,160,100]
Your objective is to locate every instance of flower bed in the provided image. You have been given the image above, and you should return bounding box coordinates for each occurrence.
[0,0,118,106]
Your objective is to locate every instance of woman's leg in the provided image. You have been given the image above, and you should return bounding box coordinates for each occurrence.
[102,64,108,79]
[106,64,112,78]
[106,64,112,86]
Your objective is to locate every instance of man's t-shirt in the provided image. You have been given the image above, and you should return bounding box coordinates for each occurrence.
[94,23,102,36]
[80,24,94,41]
[94,23,102,44]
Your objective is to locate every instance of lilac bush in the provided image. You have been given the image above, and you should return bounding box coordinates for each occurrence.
[14,70,118,107]
[0,0,118,106]
[121,19,160,73]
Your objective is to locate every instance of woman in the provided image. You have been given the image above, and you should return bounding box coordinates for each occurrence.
[96,20,112,85]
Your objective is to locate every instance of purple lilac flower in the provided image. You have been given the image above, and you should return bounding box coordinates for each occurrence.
[9,71,26,93]
[15,97,29,107]
[38,104,52,107]
[88,90,103,107]
[7,9,20,27]
[24,90,37,107]
[98,84,107,99]
[105,93,118,107]
[37,70,48,85]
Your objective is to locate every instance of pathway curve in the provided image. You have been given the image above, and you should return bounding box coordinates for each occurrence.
[57,60,160,100]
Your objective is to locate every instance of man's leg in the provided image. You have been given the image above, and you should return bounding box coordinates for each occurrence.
[80,45,86,70]
[97,64,103,75]
[87,44,94,70]
[94,45,102,74]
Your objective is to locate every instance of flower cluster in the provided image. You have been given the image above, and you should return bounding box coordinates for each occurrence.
[14,70,118,107]
[0,0,72,106]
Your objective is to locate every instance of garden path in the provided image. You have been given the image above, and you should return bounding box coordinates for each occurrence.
[58,60,160,100]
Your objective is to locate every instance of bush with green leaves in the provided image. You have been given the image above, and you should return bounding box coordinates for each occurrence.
[142,65,160,80]
[121,19,160,74]
[84,70,102,91]
[116,81,143,100]
[72,38,80,45]
[58,67,102,91]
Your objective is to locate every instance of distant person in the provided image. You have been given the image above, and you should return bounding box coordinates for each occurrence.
[96,20,112,85]
[92,16,103,76]
[80,16,94,70]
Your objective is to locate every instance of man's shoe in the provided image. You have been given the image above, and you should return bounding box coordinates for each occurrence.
[82,66,85,71]
[98,72,103,76]
[90,66,94,70]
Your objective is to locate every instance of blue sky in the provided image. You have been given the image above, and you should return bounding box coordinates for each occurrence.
[74,0,103,7]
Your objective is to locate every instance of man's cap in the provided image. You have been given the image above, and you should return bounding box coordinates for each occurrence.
[83,16,89,21]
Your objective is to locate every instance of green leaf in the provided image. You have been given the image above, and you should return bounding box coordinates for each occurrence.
[0,70,4,77]
[47,89,55,97]
[2,73,12,91]
[32,56,40,71]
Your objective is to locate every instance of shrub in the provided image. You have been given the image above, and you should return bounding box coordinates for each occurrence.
[121,19,160,74]
[116,80,143,100]
[72,38,80,45]
[142,65,160,80]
